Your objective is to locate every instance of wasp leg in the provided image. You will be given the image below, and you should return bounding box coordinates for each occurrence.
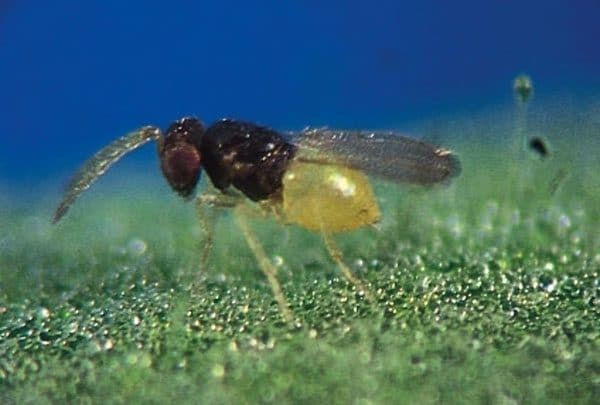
[194,196,216,273]
[321,232,375,304]
[234,205,293,323]
[195,191,243,271]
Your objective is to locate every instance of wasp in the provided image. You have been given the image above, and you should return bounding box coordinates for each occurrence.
[53,117,460,321]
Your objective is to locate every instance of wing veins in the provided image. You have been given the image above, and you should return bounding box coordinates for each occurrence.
[293,128,461,185]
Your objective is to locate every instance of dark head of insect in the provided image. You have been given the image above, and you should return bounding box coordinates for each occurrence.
[158,118,205,198]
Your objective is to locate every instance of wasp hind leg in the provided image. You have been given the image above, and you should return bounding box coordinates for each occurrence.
[234,204,293,323]
[321,232,375,304]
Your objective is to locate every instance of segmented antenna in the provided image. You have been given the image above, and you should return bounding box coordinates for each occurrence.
[53,126,162,223]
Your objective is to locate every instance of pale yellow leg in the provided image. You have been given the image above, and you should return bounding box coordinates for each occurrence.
[234,205,293,323]
[194,196,215,272]
[321,232,375,304]
[194,192,243,271]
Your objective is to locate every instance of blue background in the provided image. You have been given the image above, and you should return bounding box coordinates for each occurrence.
[1,0,598,186]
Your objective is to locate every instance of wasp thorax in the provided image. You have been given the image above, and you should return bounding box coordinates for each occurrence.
[159,117,205,198]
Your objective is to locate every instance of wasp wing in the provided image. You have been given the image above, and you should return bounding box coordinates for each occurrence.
[292,128,461,185]
[53,126,162,223]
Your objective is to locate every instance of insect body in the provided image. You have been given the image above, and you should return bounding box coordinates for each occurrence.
[54,117,461,321]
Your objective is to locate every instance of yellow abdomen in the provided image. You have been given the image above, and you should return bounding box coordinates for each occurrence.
[281,161,380,233]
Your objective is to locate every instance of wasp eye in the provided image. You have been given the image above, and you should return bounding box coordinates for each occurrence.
[161,144,201,197]
[160,117,205,197]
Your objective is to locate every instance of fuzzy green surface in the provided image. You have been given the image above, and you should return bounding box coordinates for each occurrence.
[1,103,599,404]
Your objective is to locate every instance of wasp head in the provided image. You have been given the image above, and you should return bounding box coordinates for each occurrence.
[159,117,204,198]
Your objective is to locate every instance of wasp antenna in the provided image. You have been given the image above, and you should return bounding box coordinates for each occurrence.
[53,126,162,224]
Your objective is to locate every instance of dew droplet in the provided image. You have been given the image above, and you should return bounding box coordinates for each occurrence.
[103,339,114,350]
[37,307,50,319]
[272,255,284,267]
[212,363,225,378]
[545,279,557,293]
[558,214,571,230]
[128,238,147,256]
[513,74,533,103]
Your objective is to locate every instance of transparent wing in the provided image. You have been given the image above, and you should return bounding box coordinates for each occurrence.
[292,128,461,185]
[53,126,162,223]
